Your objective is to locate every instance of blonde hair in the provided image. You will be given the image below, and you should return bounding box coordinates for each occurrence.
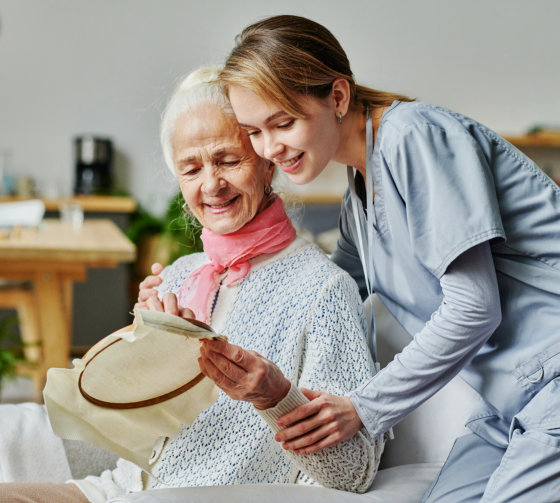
[160,65,233,174]
[220,15,413,118]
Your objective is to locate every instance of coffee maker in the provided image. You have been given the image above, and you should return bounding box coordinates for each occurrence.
[74,136,113,194]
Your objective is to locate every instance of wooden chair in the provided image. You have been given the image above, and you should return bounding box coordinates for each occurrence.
[0,283,43,394]
[0,199,46,395]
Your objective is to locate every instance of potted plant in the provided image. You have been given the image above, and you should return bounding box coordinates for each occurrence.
[0,315,26,400]
[126,191,203,294]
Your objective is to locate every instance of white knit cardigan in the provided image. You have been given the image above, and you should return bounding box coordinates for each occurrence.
[74,238,384,500]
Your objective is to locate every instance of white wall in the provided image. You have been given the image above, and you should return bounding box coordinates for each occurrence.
[1,0,559,214]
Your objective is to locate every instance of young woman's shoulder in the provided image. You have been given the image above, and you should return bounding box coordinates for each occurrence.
[383,101,479,135]
[379,101,499,157]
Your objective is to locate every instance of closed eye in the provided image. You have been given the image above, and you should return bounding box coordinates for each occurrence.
[219,160,240,167]
[277,119,295,129]
[180,167,201,177]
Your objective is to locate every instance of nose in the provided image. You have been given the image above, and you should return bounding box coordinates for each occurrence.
[263,132,284,161]
[201,166,225,194]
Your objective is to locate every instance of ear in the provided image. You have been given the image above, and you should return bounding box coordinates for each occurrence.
[264,160,275,186]
[331,78,351,117]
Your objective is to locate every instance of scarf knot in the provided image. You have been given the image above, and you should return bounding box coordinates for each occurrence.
[178,198,296,323]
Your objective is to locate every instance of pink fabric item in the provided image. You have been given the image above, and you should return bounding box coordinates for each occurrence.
[178,197,296,323]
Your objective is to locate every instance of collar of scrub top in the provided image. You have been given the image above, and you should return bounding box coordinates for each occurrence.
[347,112,395,441]
[346,109,379,368]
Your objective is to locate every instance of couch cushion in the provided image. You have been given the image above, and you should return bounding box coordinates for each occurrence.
[108,463,441,503]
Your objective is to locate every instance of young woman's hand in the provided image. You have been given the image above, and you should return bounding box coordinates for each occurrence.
[134,262,164,310]
[274,389,364,454]
[198,339,291,410]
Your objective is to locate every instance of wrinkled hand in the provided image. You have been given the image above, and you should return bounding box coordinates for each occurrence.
[198,339,291,410]
[134,262,164,310]
[274,388,364,454]
[141,291,195,319]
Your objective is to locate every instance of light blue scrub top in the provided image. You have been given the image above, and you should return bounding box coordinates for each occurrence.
[332,101,560,437]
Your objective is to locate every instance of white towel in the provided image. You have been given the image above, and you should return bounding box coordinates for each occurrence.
[0,402,72,483]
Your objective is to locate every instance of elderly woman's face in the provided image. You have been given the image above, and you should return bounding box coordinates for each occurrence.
[172,104,274,234]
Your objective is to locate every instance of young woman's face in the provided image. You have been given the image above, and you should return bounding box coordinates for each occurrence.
[228,86,340,185]
[172,103,274,235]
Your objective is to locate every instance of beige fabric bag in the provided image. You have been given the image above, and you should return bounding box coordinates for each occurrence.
[44,309,224,472]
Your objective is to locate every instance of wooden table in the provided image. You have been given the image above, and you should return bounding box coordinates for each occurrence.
[0,219,136,386]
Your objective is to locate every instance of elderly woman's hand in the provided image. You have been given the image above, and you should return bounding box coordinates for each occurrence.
[134,262,164,310]
[198,339,291,410]
[141,291,195,320]
[274,389,364,454]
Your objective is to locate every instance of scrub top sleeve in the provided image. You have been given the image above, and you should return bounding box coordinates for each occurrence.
[350,241,501,437]
[331,192,369,300]
[387,122,505,278]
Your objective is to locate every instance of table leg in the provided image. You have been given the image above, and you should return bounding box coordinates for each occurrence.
[33,271,72,386]
[62,280,74,327]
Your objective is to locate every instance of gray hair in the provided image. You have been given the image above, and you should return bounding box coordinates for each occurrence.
[160,66,234,174]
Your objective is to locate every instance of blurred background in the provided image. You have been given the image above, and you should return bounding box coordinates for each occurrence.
[1,0,559,209]
[0,0,559,401]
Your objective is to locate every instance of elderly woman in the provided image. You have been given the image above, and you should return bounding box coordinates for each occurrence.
[0,66,383,502]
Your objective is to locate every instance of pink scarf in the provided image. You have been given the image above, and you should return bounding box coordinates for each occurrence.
[178,197,296,323]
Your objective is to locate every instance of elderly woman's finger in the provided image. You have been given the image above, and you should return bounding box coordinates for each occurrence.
[161,293,180,316]
[139,274,162,291]
[199,340,291,409]
[138,287,159,303]
[200,339,250,369]
[179,307,196,320]
[199,341,247,381]
[198,354,239,391]
[138,269,163,304]
[146,295,165,312]
[150,262,164,275]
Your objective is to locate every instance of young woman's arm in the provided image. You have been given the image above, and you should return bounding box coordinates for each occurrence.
[276,241,501,451]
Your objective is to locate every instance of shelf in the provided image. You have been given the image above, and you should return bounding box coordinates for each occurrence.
[0,195,137,213]
[283,193,343,204]
[503,132,560,148]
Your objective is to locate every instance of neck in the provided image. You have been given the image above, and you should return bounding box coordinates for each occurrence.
[333,106,387,178]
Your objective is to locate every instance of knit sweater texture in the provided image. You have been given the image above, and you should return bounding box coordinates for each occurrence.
[75,238,383,500]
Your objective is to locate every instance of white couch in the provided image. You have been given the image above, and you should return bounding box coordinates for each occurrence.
[108,295,479,503]
[0,296,478,502]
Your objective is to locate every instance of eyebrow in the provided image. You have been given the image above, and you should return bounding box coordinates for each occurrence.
[238,111,287,128]
[179,155,198,164]
[178,148,234,163]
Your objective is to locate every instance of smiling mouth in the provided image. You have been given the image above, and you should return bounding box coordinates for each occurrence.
[278,153,304,167]
[205,195,239,209]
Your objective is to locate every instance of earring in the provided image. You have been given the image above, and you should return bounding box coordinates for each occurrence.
[264,185,273,196]
[338,112,343,125]
[182,202,192,214]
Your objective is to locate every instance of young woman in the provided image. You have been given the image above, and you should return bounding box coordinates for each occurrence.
[215,14,560,503]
